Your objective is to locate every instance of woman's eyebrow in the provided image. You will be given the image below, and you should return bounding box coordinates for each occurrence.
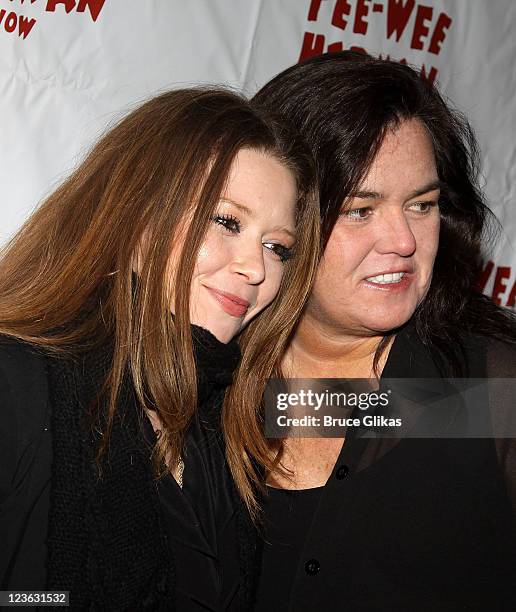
[350,190,383,200]
[350,180,442,201]
[219,198,252,215]
[406,180,442,199]
[220,198,296,239]
[272,226,296,240]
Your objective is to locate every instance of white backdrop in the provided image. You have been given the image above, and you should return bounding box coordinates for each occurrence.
[1,0,514,307]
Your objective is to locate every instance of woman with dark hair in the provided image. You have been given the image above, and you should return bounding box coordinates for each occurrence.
[0,88,320,609]
[250,52,516,610]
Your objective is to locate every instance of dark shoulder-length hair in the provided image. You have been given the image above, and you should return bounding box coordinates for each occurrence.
[0,88,320,518]
[254,50,516,375]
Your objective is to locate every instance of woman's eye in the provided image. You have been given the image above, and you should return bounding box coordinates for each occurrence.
[408,201,438,214]
[263,242,293,262]
[341,207,372,221]
[211,214,241,233]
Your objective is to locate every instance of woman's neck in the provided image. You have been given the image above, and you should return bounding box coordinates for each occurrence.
[282,313,393,379]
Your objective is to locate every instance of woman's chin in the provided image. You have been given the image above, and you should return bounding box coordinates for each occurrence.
[359,308,415,335]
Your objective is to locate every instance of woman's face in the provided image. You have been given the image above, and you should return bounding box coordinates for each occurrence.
[306,119,440,337]
[175,148,298,343]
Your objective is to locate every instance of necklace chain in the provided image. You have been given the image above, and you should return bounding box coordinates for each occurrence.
[155,428,184,488]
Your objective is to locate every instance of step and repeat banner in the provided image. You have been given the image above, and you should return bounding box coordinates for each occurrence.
[1,0,514,307]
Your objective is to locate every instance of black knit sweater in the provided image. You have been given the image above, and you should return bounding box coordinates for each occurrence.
[45,326,258,610]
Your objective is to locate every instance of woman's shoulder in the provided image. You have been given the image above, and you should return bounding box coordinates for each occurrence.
[447,326,516,378]
[0,333,45,359]
[0,335,49,394]
[456,325,516,372]
[0,336,50,502]
[0,336,50,446]
[462,295,516,376]
[483,335,516,378]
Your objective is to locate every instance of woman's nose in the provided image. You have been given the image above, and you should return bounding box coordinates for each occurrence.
[229,243,266,284]
[375,211,417,257]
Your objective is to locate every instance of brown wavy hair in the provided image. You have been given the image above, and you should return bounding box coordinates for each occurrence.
[0,88,320,518]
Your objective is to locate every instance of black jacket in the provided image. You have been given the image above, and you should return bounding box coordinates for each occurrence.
[0,331,259,611]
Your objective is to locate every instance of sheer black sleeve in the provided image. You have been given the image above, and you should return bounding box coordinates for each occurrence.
[486,339,516,515]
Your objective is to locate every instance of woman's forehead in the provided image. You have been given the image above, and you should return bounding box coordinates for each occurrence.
[356,120,438,198]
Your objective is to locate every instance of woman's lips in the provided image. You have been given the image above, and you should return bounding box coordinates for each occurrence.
[205,287,250,317]
[362,271,412,291]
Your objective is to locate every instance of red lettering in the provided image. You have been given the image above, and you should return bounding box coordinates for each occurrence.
[0,9,5,25]
[428,12,452,55]
[76,0,106,22]
[411,4,433,50]
[18,15,36,38]
[5,12,17,33]
[475,260,494,293]
[46,0,105,21]
[349,46,368,54]
[308,0,325,21]
[328,41,344,52]
[299,32,325,62]
[492,266,511,305]
[419,64,437,85]
[386,0,415,41]
[354,0,370,35]
[332,0,352,30]
[507,280,516,308]
[46,0,75,14]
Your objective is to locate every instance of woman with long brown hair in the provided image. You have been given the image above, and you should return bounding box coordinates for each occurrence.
[0,88,319,610]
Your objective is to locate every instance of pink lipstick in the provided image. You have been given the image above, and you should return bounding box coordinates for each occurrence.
[206,287,250,317]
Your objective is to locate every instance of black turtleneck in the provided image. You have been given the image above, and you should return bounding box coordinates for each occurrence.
[144,325,244,611]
